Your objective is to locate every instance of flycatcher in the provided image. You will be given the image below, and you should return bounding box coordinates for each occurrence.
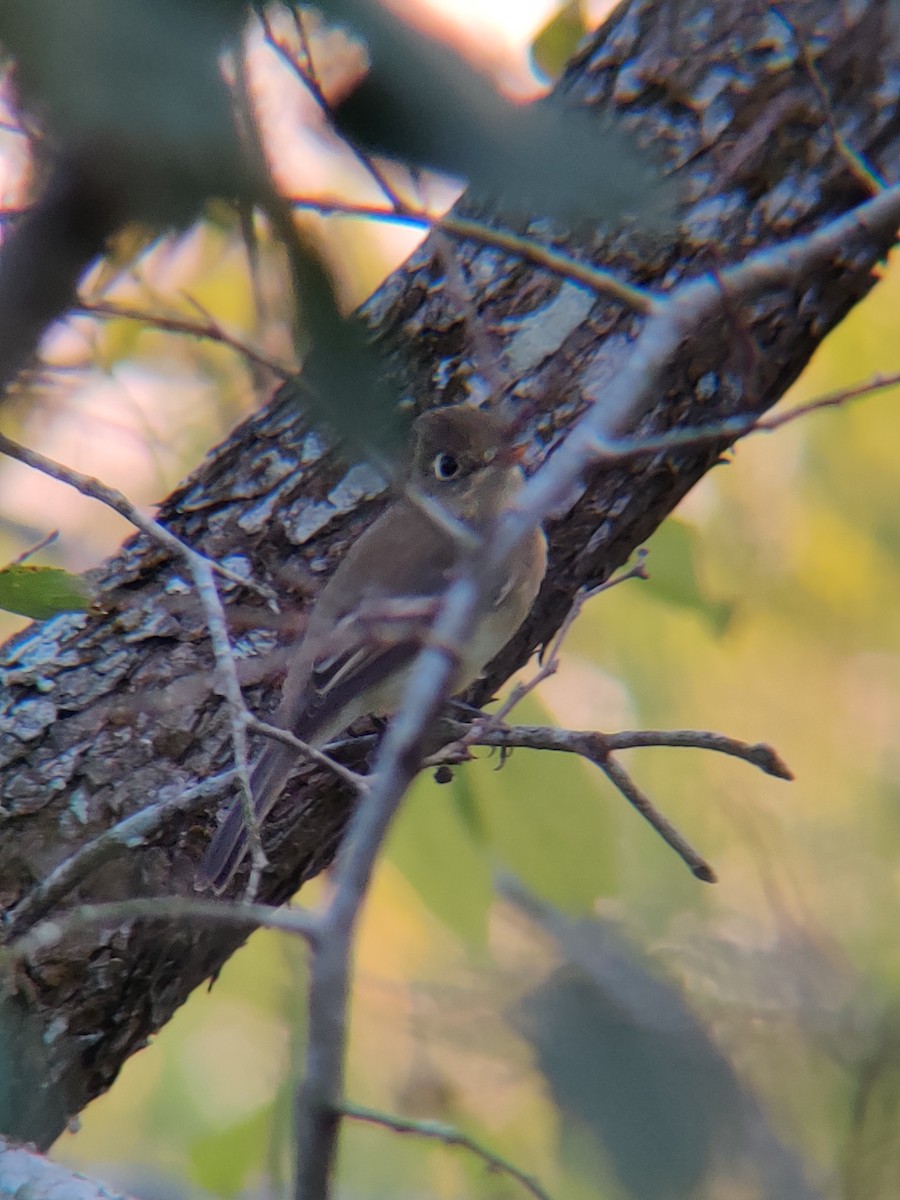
[197,405,547,892]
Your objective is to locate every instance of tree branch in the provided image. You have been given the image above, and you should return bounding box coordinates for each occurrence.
[0,1138,135,1200]
[342,1102,554,1200]
[75,300,296,381]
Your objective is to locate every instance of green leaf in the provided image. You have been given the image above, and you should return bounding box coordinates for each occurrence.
[284,238,406,458]
[0,563,91,619]
[507,888,816,1200]
[386,694,618,945]
[385,768,494,946]
[188,1103,274,1198]
[531,1,587,83]
[643,518,733,634]
[844,1008,900,1200]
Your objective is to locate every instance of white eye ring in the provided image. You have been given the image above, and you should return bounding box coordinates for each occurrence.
[433,452,460,480]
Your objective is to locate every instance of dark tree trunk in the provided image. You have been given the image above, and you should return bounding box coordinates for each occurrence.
[0,0,898,1147]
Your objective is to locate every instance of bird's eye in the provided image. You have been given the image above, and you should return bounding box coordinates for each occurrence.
[433,452,460,480]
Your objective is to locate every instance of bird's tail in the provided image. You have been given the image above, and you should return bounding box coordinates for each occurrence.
[194,740,297,894]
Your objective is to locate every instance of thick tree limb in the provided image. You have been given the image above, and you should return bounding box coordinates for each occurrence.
[0,0,898,1147]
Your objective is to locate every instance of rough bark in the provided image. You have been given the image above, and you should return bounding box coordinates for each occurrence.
[0,0,898,1147]
[0,1138,133,1200]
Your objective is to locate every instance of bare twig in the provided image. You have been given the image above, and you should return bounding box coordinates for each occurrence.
[288,194,654,314]
[76,300,296,381]
[0,431,269,890]
[0,432,269,594]
[427,719,793,883]
[425,721,793,881]
[443,215,654,314]
[6,895,319,964]
[606,727,793,777]
[500,370,900,470]
[770,6,887,195]
[294,572,476,1199]
[342,1102,554,1200]
[249,717,370,794]
[433,720,793,780]
[10,528,59,564]
[600,754,716,881]
[492,554,649,725]
[260,8,405,211]
[2,771,238,940]
[0,711,366,941]
[757,372,900,432]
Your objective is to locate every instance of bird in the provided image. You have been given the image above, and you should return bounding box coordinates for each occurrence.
[196,404,548,893]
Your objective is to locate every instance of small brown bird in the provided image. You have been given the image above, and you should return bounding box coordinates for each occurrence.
[196,405,547,892]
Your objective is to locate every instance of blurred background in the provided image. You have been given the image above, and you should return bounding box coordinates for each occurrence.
[2,1,899,1198]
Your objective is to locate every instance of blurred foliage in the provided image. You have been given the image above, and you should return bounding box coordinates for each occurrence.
[0,990,64,1144]
[284,228,408,457]
[531,1,587,82]
[0,0,250,223]
[842,1007,900,1200]
[641,517,734,636]
[507,882,819,1199]
[324,0,677,225]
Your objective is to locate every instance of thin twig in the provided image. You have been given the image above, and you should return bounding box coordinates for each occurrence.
[260,8,405,211]
[295,571,477,1200]
[289,195,427,224]
[11,529,59,565]
[6,895,319,964]
[1,700,366,940]
[3,723,365,942]
[2,771,238,940]
[288,194,654,314]
[76,300,296,381]
[770,6,887,195]
[519,370,900,468]
[0,431,268,890]
[432,721,793,781]
[427,720,794,882]
[0,432,266,593]
[604,728,793,777]
[598,754,716,881]
[492,554,649,725]
[757,372,900,432]
[442,215,654,315]
[342,1102,554,1200]
[249,717,370,794]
